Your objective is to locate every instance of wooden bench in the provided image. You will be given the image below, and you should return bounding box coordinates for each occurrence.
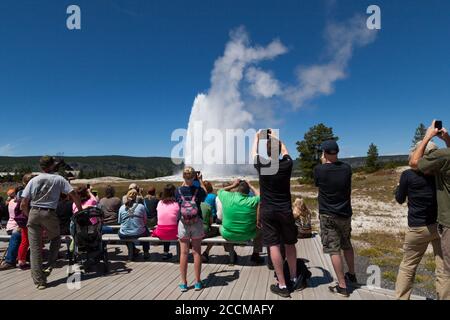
[0,231,253,262]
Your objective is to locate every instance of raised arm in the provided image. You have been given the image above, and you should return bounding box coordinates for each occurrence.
[252,130,261,160]
[197,172,208,193]
[280,140,289,157]
[437,127,450,148]
[222,179,240,192]
[246,180,260,196]
[410,120,439,169]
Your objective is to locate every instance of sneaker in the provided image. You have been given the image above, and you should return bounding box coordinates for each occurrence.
[270,284,291,298]
[162,252,173,261]
[345,272,358,285]
[250,253,265,265]
[18,263,30,271]
[194,281,203,291]
[267,262,274,270]
[0,261,15,271]
[328,284,349,297]
[36,284,47,290]
[201,252,209,263]
[179,283,188,292]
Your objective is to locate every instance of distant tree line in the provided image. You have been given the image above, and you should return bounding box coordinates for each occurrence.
[296,123,421,183]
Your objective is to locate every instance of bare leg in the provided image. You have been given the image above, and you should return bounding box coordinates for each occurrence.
[179,239,189,284]
[270,245,286,287]
[285,244,297,280]
[343,246,355,274]
[331,253,346,288]
[191,239,202,283]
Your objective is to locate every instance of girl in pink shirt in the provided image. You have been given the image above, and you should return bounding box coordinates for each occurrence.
[72,185,98,224]
[152,184,179,260]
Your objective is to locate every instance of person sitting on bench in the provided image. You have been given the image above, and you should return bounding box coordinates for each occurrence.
[152,184,179,260]
[118,189,150,261]
[218,179,264,265]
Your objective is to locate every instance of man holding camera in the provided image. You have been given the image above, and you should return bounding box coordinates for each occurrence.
[252,129,298,298]
[410,120,450,299]
[20,156,82,290]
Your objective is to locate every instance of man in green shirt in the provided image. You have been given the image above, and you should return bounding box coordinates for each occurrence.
[410,120,450,300]
[218,179,264,265]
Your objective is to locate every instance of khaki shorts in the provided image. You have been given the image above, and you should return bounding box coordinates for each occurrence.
[178,219,204,241]
[320,213,352,254]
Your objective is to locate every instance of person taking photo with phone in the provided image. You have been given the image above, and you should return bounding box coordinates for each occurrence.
[410,120,450,300]
[252,129,299,298]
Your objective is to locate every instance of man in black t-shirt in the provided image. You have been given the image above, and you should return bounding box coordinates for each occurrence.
[313,139,355,298]
[253,130,298,298]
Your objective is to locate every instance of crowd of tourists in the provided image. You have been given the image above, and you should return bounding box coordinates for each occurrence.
[0,120,449,299]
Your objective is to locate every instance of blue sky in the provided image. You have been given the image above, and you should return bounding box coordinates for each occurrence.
[0,0,449,158]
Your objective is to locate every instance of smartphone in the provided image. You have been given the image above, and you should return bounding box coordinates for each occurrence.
[86,184,91,189]
[435,120,443,131]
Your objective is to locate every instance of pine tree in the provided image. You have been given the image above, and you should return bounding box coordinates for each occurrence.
[296,123,338,183]
[412,123,427,147]
[365,143,379,173]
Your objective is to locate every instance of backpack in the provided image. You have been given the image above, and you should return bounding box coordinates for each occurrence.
[275,258,312,289]
[178,188,199,225]
[14,197,28,228]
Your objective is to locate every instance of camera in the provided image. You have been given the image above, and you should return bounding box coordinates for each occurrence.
[435,120,443,131]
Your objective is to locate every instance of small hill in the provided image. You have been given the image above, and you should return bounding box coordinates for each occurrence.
[292,154,408,174]
[0,156,183,180]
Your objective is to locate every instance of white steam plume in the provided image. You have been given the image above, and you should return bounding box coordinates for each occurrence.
[184,15,377,175]
[286,15,377,108]
[184,27,287,175]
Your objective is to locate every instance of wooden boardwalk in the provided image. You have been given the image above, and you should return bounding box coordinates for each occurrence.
[0,234,424,300]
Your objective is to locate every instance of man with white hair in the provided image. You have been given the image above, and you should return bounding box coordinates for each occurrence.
[395,140,445,299]
[410,120,450,300]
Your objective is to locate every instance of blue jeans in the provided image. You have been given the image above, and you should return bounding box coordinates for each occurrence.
[5,229,22,264]
[102,226,115,234]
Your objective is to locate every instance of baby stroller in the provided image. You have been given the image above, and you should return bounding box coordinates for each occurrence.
[70,207,109,274]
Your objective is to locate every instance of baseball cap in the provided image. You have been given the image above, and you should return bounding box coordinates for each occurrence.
[321,140,339,155]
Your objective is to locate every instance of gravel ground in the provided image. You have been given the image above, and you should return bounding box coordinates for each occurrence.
[353,254,436,300]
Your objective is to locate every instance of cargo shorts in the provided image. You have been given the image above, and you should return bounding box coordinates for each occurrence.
[319,213,352,255]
